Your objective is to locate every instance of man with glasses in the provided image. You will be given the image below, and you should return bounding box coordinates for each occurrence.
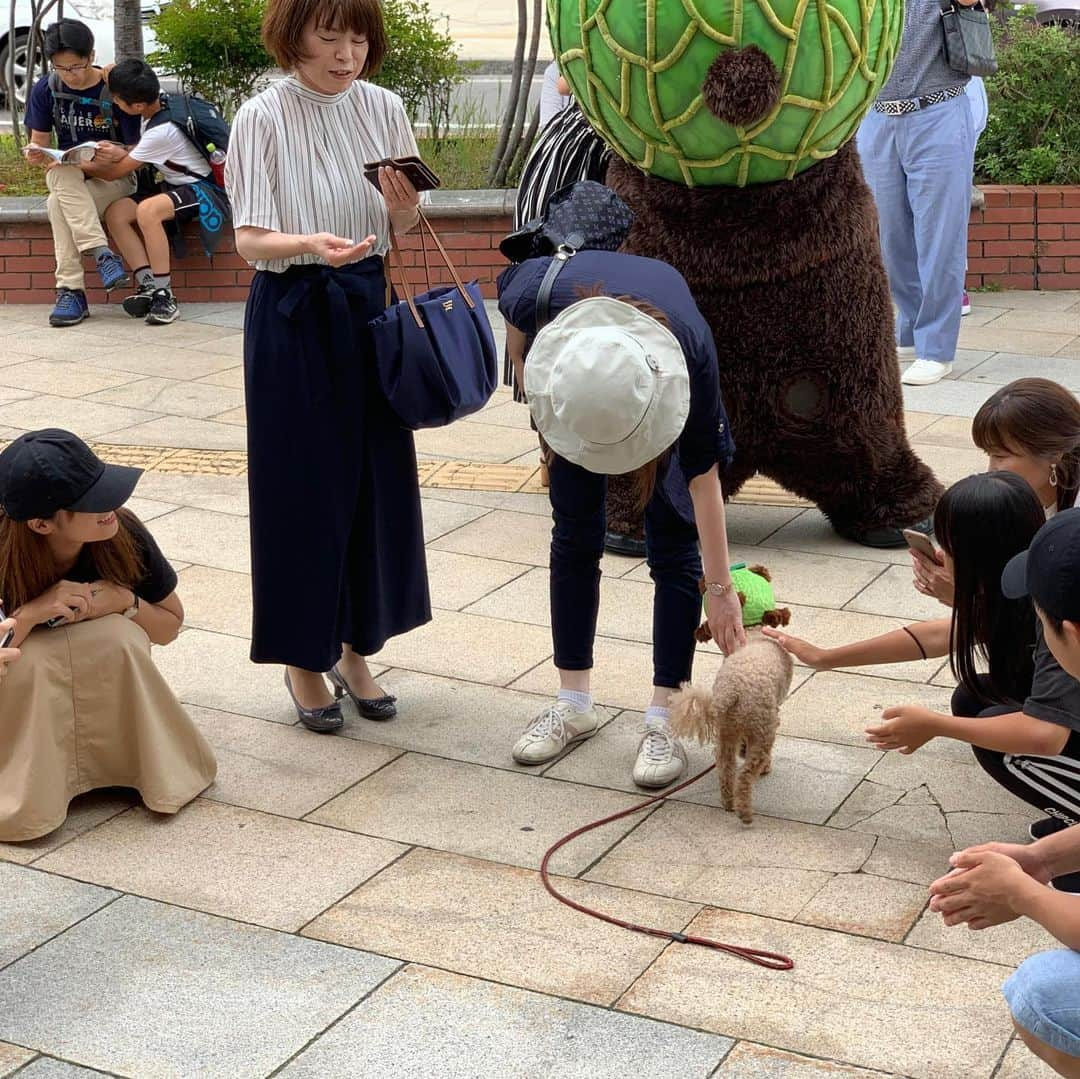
[24,19,140,327]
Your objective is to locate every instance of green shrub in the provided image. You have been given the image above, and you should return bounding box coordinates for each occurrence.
[976,14,1080,184]
[372,0,469,142]
[148,0,273,118]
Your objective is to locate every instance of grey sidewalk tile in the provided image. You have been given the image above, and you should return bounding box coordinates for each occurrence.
[99,416,247,452]
[762,511,916,567]
[424,548,529,611]
[619,907,1014,1078]
[174,565,252,638]
[148,507,251,573]
[85,377,246,420]
[795,873,927,943]
[0,361,140,399]
[0,895,399,1079]
[905,906,1058,968]
[36,799,406,932]
[0,396,159,440]
[995,1039,1060,1077]
[966,353,1080,391]
[307,753,646,875]
[861,836,956,887]
[418,496,490,543]
[196,365,244,388]
[0,1043,36,1076]
[280,964,731,1078]
[303,848,698,1006]
[901,380,998,418]
[15,1060,112,1077]
[132,472,249,516]
[123,496,178,522]
[79,344,238,381]
[844,563,947,623]
[716,1042,898,1076]
[0,794,136,867]
[0,864,117,969]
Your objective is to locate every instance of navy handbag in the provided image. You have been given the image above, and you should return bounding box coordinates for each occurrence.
[370,212,498,430]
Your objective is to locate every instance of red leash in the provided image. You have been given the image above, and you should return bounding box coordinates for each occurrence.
[539,763,794,970]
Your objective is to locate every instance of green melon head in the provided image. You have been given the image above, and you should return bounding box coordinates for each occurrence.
[548,0,904,187]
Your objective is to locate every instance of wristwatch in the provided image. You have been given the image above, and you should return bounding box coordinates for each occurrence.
[123,592,140,620]
[705,580,734,597]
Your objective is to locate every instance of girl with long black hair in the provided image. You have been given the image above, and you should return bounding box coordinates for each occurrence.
[765,472,1080,832]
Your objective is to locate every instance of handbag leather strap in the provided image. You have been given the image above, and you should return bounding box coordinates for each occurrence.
[386,209,476,329]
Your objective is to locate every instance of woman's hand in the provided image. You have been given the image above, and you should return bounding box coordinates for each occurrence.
[302,232,377,268]
[28,580,95,627]
[88,581,135,620]
[865,704,941,753]
[929,848,1046,928]
[760,627,833,669]
[912,548,954,606]
[379,167,420,214]
[705,588,747,657]
[0,617,18,684]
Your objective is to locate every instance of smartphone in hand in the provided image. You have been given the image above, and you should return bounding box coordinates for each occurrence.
[903,528,938,561]
[0,604,14,649]
[362,156,441,194]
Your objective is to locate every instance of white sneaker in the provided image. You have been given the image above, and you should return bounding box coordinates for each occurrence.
[902,359,952,386]
[632,724,688,788]
[512,699,599,764]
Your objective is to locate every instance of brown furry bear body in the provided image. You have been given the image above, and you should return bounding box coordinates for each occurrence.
[669,629,795,824]
[608,143,943,539]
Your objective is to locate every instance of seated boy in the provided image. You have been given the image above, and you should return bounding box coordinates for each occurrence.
[79,59,213,326]
[930,508,1080,1079]
[24,18,140,327]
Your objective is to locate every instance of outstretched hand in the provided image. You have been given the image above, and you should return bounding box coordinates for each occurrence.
[305,232,377,268]
[865,704,939,754]
[760,626,831,669]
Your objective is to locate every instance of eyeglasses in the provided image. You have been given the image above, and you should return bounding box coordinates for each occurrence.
[51,60,92,73]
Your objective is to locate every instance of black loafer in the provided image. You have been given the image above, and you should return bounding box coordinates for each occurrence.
[327,665,397,721]
[604,531,647,557]
[836,515,934,550]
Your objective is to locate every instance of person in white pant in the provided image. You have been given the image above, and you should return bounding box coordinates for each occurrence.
[962,75,989,317]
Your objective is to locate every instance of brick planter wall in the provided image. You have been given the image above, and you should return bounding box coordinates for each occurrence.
[966,185,1080,291]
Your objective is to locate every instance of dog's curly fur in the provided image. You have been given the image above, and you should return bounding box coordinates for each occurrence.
[609,142,943,537]
[669,629,795,824]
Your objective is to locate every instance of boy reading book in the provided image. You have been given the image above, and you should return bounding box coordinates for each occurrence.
[23,19,140,328]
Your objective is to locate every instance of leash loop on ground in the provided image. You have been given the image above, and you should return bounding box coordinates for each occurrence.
[539,764,795,971]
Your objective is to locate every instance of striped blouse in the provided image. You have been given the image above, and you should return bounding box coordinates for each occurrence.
[226,76,419,273]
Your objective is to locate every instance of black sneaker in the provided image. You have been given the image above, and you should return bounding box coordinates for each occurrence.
[1030,816,1070,841]
[1050,871,1080,894]
[604,531,647,557]
[146,288,179,326]
[122,284,155,319]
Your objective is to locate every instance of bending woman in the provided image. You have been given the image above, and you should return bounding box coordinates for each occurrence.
[766,472,1080,838]
[0,429,215,842]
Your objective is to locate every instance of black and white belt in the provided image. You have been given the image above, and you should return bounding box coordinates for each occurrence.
[872,83,966,115]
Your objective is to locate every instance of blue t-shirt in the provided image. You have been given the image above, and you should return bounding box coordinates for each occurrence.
[498,251,735,507]
[24,72,140,150]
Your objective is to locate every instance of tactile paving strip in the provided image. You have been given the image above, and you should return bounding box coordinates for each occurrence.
[0,442,811,506]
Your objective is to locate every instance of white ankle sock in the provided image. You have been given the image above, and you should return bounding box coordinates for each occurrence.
[645,705,670,727]
[558,689,592,713]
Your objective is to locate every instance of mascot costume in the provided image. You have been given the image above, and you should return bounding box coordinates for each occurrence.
[548,0,943,547]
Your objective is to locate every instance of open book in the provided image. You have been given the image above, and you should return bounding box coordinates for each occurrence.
[22,141,99,164]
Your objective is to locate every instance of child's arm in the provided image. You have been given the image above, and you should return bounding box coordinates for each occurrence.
[506,322,527,393]
[867,707,1070,756]
[79,150,142,181]
[763,619,950,671]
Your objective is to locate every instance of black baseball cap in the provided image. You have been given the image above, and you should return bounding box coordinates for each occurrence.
[0,429,142,522]
[1002,508,1080,621]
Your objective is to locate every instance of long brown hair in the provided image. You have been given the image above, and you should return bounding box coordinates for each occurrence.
[573,283,675,510]
[972,378,1080,512]
[0,507,144,612]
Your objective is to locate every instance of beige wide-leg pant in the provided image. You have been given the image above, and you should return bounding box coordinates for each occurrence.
[45,164,136,291]
[0,614,216,842]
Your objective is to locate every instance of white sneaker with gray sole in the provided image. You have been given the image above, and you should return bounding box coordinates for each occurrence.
[512,699,599,765]
[633,724,688,788]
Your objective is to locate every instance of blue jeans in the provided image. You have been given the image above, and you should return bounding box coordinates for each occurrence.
[1005,949,1080,1057]
[548,454,702,689]
[857,94,975,362]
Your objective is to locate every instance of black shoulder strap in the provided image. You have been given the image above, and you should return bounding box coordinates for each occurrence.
[535,235,583,329]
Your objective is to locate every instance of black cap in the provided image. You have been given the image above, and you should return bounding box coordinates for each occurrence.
[1002,508,1080,621]
[0,429,142,522]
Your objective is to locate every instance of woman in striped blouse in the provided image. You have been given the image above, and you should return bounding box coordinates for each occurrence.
[226,0,431,732]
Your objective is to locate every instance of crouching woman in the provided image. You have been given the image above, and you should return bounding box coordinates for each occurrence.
[0,429,216,843]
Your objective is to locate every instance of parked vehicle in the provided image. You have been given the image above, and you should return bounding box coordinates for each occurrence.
[1,0,164,108]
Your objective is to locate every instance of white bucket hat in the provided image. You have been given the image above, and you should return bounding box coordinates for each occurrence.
[524,296,691,475]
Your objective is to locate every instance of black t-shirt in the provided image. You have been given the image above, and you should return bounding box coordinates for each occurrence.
[1024,621,1080,732]
[68,513,177,605]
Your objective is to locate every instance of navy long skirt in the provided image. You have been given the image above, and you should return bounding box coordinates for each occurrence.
[243,257,431,671]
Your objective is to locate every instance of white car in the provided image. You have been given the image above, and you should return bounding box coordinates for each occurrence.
[1,0,164,107]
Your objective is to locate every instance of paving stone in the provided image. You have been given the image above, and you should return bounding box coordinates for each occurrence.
[35,799,405,932]
[861,836,959,886]
[79,344,238,380]
[0,360,141,399]
[909,443,988,487]
[461,398,534,430]
[796,872,928,942]
[723,503,806,546]
[947,812,1039,851]
[414,422,538,462]
[715,1042,897,1077]
[0,395,158,440]
[619,907,1015,1079]
[914,414,980,449]
[174,565,252,638]
[902,380,999,419]
[828,781,906,829]
[849,802,953,846]
[86,376,245,420]
[586,800,873,919]
[101,415,247,452]
[781,673,966,760]
[954,326,1076,356]
[129,472,249,516]
[0,895,398,1079]
[0,332,114,363]
[905,411,944,437]
[423,548,529,610]
[14,1060,110,1077]
[418,497,491,542]
[906,907,1059,968]
[153,628,300,722]
[431,508,555,566]
[339,669,592,770]
[148,506,250,573]
[373,609,552,686]
[210,405,246,425]
[867,754,1030,815]
[845,564,949,622]
[308,753,644,875]
[303,848,698,1005]
[995,1039,1060,1078]
[0,793,135,867]
[546,711,870,825]
[762,510,915,567]
[280,964,730,1078]
[188,705,402,817]
[0,1043,35,1076]
[124,495,178,522]
[0,864,118,969]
